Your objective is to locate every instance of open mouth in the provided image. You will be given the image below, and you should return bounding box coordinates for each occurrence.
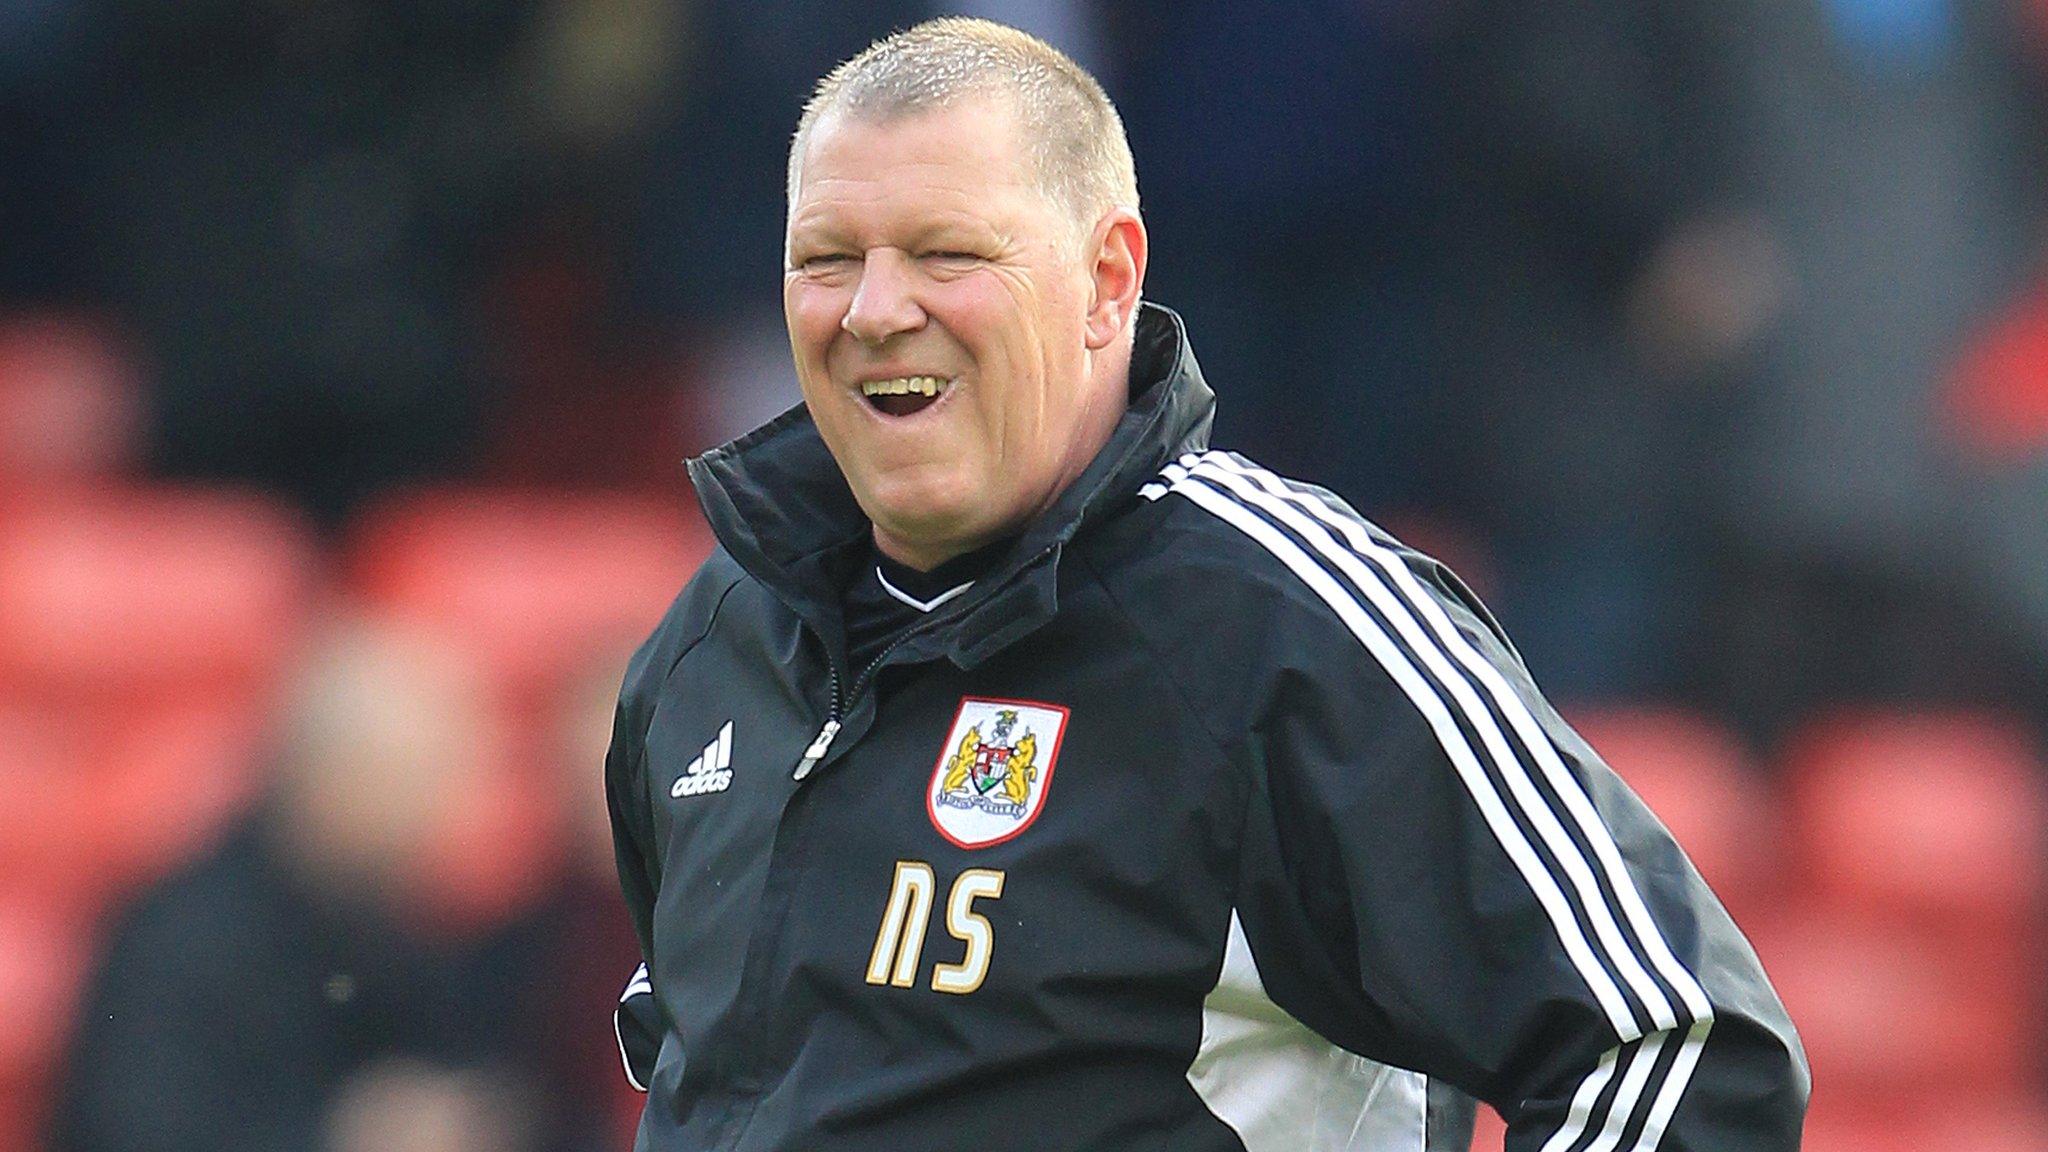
[860,375,952,418]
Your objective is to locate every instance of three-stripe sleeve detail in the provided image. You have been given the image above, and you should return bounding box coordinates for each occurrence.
[1143,451,1713,1152]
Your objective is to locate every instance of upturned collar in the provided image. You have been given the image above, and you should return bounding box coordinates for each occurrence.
[686,302,1215,670]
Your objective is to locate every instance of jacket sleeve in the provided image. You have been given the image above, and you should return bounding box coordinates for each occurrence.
[1229,543,1808,1151]
[607,649,662,967]
[605,645,663,1093]
[603,555,747,1090]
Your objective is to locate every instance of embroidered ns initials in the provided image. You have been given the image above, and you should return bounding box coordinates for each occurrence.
[865,862,1006,995]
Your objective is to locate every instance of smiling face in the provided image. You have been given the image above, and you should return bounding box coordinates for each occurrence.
[784,96,1143,571]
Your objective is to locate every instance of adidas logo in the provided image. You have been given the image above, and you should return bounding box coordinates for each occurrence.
[671,720,735,798]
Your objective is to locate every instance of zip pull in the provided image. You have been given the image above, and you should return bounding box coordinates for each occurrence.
[792,719,842,781]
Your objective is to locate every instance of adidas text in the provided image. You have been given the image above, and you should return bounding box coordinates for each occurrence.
[672,720,735,798]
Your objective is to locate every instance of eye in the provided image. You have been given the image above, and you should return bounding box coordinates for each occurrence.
[922,250,984,270]
[797,253,857,272]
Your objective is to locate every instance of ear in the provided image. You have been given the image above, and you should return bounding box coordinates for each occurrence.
[1083,208,1148,351]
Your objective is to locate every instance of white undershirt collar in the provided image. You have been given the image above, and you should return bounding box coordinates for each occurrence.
[875,567,975,613]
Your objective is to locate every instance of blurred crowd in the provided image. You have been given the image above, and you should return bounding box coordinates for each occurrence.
[5,1,2048,1150]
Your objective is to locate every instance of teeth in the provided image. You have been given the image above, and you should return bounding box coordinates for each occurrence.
[860,375,949,398]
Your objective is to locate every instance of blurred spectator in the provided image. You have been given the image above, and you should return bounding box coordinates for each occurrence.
[1424,0,1777,702]
[324,1059,533,1152]
[64,0,649,527]
[47,615,551,1152]
[1942,23,2048,730]
[1105,0,1447,514]
[1695,0,2048,735]
[0,311,143,490]
[622,0,939,450]
[0,0,97,302]
[1948,274,2048,729]
[510,640,659,1152]
[473,0,702,493]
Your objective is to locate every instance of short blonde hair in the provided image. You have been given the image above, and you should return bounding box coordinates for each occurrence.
[788,17,1140,235]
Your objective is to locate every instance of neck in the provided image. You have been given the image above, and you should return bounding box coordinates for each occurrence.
[872,527,982,573]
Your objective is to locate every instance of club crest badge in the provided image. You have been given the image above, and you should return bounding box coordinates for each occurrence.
[927,697,1068,849]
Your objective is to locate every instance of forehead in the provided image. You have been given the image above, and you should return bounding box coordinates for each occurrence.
[789,100,1053,237]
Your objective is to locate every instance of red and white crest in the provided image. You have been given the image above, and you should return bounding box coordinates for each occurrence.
[927,697,1068,849]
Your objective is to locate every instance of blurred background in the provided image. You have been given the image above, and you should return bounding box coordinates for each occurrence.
[2,0,2047,1149]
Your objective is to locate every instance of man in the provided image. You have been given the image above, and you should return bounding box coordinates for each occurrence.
[53,617,545,1152]
[608,18,1807,1152]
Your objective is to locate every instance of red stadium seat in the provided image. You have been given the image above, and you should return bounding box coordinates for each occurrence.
[1567,707,1773,911]
[1772,711,2047,1105]
[1751,901,2034,1101]
[1798,1097,1923,1152]
[1782,709,2046,923]
[0,696,263,916]
[0,893,92,1096]
[0,485,316,701]
[0,311,142,492]
[96,699,266,891]
[1802,1093,2048,1152]
[1920,1099,2048,1152]
[344,488,711,708]
[1943,279,2048,464]
[1468,1103,1506,1150]
[0,704,96,909]
[0,1088,34,1152]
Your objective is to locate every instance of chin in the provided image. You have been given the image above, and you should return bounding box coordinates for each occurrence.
[862,465,966,518]
[870,500,980,546]
[864,492,998,561]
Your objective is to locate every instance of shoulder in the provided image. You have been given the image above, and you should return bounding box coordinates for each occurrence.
[1100,450,1515,671]
[94,825,279,978]
[1078,449,1540,762]
[616,547,751,741]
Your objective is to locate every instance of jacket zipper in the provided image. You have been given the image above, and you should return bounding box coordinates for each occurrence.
[791,663,842,780]
[789,542,1058,781]
[789,630,915,782]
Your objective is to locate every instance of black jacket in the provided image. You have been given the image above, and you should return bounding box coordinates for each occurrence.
[51,817,568,1152]
[607,304,1808,1151]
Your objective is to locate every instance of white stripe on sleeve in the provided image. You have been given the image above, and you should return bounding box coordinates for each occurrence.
[1188,456,1683,1031]
[1206,452,1712,1024]
[1156,472,1640,1037]
[1149,452,1719,1151]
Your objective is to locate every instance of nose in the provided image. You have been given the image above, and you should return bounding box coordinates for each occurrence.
[841,249,927,346]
